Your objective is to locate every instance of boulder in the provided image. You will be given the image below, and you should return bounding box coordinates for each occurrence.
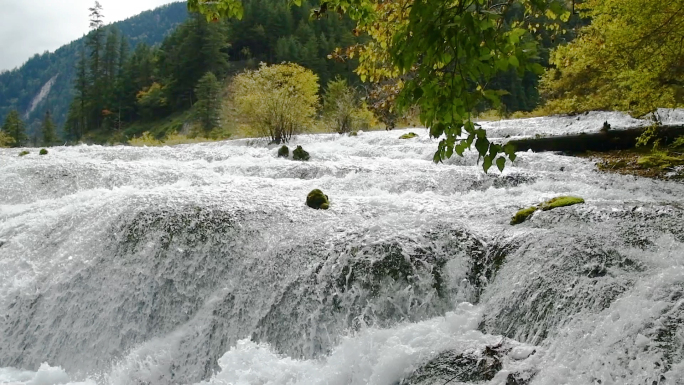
[39,149,48,155]
[306,189,329,210]
[277,145,289,158]
[19,151,29,157]
[293,145,310,161]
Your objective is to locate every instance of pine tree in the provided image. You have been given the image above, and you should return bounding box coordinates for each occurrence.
[103,28,120,84]
[41,110,57,146]
[194,72,222,133]
[88,1,105,78]
[1,109,27,147]
[71,45,89,139]
[87,1,105,130]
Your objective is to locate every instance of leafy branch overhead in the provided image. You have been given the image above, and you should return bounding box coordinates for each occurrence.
[189,0,572,172]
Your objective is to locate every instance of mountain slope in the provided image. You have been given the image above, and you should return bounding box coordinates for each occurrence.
[0,1,189,138]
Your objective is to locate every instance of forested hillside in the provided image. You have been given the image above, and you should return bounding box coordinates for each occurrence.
[0,2,189,140]
[61,0,363,143]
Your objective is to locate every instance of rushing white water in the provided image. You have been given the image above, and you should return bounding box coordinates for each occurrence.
[1,111,683,385]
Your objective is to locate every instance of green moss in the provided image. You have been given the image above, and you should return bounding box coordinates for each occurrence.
[293,145,310,161]
[39,149,48,155]
[510,206,538,225]
[306,189,329,210]
[18,150,29,156]
[277,145,289,158]
[637,153,684,169]
[511,196,585,225]
[540,196,585,211]
[399,132,418,139]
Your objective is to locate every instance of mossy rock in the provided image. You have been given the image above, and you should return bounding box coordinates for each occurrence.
[540,196,585,211]
[277,145,289,158]
[293,145,310,161]
[306,189,329,210]
[39,149,48,155]
[511,196,585,225]
[18,151,29,157]
[510,206,538,225]
[399,132,418,139]
[349,131,358,137]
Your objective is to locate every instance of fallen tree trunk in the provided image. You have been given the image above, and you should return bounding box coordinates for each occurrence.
[508,125,684,153]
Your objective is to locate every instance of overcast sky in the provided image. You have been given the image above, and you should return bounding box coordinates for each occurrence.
[0,0,180,72]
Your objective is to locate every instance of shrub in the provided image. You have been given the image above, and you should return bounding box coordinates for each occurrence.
[231,63,319,144]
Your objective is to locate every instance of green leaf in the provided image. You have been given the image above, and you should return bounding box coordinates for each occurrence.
[508,56,520,68]
[483,155,493,173]
[496,156,506,172]
[475,137,489,157]
[433,151,443,163]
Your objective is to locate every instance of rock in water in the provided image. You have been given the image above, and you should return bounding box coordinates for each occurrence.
[399,132,418,139]
[400,350,502,385]
[293,145,310,161]
[39,149,48,155]
[306,189,329,210]
[277,145,289,158]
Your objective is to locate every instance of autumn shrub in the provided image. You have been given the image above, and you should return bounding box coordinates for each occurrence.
[231,63,319,143]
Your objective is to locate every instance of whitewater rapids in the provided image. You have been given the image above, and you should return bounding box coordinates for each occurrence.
[1,111,684,385]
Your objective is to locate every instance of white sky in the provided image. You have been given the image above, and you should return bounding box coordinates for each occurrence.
[0,0,181,72]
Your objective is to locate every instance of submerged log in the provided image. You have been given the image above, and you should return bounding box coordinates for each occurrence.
[508,125,684,153]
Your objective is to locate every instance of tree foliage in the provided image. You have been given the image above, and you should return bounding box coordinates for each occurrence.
[1,109,27,147]
[231,63,319,143]
[541,0,684,116]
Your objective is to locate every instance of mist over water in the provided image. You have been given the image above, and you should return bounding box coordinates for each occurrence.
[1,111,684,384]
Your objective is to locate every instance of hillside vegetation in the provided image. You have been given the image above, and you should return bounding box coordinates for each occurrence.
[0,2,189,139]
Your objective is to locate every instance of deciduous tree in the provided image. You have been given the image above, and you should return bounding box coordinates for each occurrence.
[541,0,684,116]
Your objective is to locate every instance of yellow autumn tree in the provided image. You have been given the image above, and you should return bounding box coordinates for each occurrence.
[541,0,684,116]
[231,63,319,143]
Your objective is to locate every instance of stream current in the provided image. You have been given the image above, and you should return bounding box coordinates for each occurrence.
[1,111,684,384]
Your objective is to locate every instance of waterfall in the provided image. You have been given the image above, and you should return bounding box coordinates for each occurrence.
[1,111,683,384]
